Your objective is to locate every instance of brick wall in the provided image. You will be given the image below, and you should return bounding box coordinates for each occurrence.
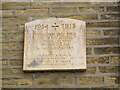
[1,2,120,89]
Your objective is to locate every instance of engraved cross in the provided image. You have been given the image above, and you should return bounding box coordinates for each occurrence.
[52,23,59,30]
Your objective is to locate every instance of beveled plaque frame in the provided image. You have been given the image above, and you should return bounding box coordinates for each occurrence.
[23,18,86,71]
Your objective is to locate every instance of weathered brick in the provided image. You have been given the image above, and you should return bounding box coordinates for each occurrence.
[94,47,119,54]
[79,6,104,12]
[2,17,26,25]
[1,60,8,66]
[2,34,6,41]
[103,30,119,36]
[86,30,101,37]
[27,16,56,22]
[2,51,23,59]
[31,2,61,7]
[84,67,96,74]
[101,14,120,20]
[109,56,119,64]
[87,21,118,27]
[86,48,92,55]
[3,33,24,42]
[52,7,77,14]
[35,77,59,86]
[16,78,32,86]
[0,69,1,75]
[2,78,16,85]
[61,76,76,86]
[2,10,13,17]
[90,2,117,5]
[10,59,22,66]
[79,77,104,86]
[105,76,119,86]
[0,33,3,40]
[0,79,2,86]
[3,42,23,50]
[2,68,21,75]
[0,2,2,8]
[61,2,90,6]
[17,42,24,50]
[0,34,2,41]
[18,25,25,31]
[67,14,98,20]
[99,66,118,73]
[87,57,109,64]
[2,2,30,10]
[2,42,17,50]
[86,38,119,45]
[2,25,18,31]
[15,9,49,16]
[107,6,119,12]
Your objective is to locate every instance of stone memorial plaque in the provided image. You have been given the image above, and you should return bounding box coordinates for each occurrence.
[23,18,86,71]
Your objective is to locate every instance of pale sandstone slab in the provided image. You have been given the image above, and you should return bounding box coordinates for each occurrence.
[23,18,86,71]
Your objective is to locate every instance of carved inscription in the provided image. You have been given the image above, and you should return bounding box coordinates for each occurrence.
[23,18,86,71]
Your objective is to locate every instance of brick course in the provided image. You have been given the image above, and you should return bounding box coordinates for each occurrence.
[1,2,119,89]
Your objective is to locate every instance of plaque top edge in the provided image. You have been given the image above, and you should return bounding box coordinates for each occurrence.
[25,18,86,26]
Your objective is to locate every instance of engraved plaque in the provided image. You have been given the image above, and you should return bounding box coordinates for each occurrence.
[23,18,86,71]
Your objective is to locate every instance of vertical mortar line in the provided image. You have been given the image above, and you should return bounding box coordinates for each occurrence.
[13,9,15,17]
[58,73,62,88]
[59,1,62,6]
[48,7,52,16]
[104,6,107,12]
[98,13,101,20]
[30,2,32,6]
[118,35,120,46]
[108,56,111,64]
[103,76,107,87]
[101,29,104,37]
[25,13,29,22]
[7,59,10,67]
[76,7,79,14]
[96,66,99,74]
[32,73,36,88]
[91,47,95,56]
[76,74,80,88]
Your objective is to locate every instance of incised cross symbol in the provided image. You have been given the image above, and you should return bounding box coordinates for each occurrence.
[52,23,59,30]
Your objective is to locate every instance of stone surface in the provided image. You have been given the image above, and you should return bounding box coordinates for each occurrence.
[23,18,86,71]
